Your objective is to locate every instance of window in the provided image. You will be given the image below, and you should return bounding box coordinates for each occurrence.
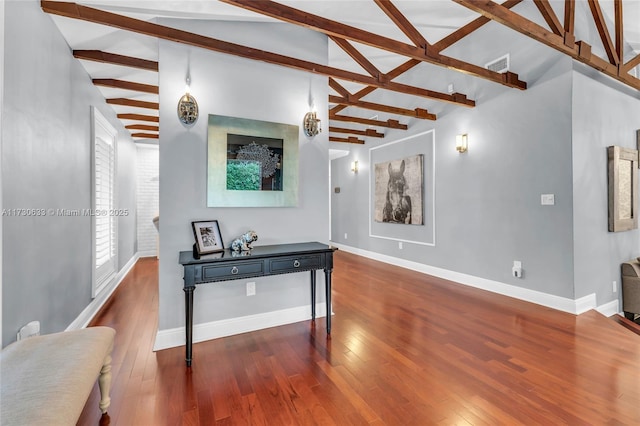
[92,107,117,297]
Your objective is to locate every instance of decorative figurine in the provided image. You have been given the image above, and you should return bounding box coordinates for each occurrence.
[231,230,258,252]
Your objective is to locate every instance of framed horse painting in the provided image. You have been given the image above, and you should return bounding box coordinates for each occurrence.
[369,129,435,246]
[374,155,424,225]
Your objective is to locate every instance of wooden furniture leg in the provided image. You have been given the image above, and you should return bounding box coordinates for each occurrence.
[98,353,113,413]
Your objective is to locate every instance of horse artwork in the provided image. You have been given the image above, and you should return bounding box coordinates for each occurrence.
[374,155,424,225]
[382,160,412,223]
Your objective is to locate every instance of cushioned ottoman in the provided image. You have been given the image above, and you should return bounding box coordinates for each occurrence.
[0,326,115,426]
[621,259,640,320]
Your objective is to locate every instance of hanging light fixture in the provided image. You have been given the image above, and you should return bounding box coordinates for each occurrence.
[177,76,198,125]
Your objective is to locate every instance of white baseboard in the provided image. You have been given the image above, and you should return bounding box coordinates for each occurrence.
[153,303,328,351]
[331,242,599,315]
[137,250,157,258]
[66,252,141,331]
[596,299,620,317]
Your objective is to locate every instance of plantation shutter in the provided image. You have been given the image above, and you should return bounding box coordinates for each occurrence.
[92,108,117,297]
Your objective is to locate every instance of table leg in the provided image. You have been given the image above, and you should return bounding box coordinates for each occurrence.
[184,286,195,367]
[324,268,332,334]
[311,270,316,321]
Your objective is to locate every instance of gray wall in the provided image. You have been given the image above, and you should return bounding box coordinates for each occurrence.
[158,21,329,331]
[1,0,137,347]
[572,65,640,304]
[331,53,576,299]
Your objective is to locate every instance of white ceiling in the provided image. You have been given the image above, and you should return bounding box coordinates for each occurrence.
[48,1,640,141]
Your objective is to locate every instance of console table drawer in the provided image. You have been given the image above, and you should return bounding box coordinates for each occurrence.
[201,261,264,281]
[269,254,322,273]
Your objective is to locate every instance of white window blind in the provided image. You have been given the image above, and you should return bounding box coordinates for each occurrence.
[92,107,117,297]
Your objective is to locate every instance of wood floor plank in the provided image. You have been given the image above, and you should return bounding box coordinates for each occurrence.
[78,253,640,425]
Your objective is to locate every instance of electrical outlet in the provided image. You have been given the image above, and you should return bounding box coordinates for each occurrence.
[613,281,617,292]
[399,241,403,249]
[344,233,348,239]
[512,260,522,278]
[246,282,256,296]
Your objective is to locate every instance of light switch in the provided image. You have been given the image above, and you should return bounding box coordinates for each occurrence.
[541,194,555,205]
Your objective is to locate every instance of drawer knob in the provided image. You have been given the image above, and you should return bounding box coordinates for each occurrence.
[231,266,239,275]
[293,260,301,268]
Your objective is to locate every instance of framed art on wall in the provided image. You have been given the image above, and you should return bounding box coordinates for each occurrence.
[374,154,424,225]
[607,145,638,232]
[207,115,299,207]
[192,220,225,255]
[369,129,435,246]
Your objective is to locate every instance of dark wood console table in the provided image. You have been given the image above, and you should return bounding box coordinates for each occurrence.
[179,242,336,367]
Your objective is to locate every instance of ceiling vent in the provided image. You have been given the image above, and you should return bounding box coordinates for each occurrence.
[485,53,510,73]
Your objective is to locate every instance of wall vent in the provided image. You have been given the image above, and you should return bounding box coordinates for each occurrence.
[485,54,510,73]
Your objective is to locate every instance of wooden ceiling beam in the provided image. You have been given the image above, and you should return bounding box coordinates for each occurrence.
[624,54,640,73]
[93,78,159,94]
[329,136,365,145]
[533,0,564,36]
[40,1,473,108]
[563,0,576,46]
[107,98,159,110]
[328,78,353,98]
[452,0,640,90]
[131,133,159,139]
[330,59,421,115]
[117,113,159,123]
[329,95,436,120]
[220,0,526,90]
[433,0,523,52]
[329,126,385,138]
[614,0,623,65]
[329,114,408,130]
[587,0,619,65]
[126,124,159,131]
[373,0,430,49]
[330,36,382,78]
[73,50,158,71]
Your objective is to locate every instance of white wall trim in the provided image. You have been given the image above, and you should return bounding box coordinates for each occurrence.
[596,299,620,317]
[331,242,598,315]
[137,250,157,258]
[66,252,141,331]
[153,303,328,351]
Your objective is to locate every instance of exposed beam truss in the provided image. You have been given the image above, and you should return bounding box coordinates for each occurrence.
[329,0,520,120]
[73,50,158,71]
[329,136,365,144]
[40,1,474,108]
[220,0,527,90]
[329,126,385,138]
[452,0,640,90]
[126,124,159,132]
[131,133,159,139]
[92,79,159,94]
[117,113,159,123]
[107,98,159,110]
[329,114,408,130]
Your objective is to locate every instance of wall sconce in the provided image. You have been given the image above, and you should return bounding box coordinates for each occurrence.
[456,133,468,153]
[351,160,358,173]
[303,111,322,138]
[177,76,198,125]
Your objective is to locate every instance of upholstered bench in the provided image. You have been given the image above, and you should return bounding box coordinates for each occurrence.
[0,326,115,426]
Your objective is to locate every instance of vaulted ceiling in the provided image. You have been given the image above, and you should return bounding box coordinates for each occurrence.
[42,0,640,144]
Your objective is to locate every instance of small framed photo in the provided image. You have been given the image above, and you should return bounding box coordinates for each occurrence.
[192,220,225,255]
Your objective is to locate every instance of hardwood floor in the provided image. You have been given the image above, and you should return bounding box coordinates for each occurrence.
[79,252,640,425]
